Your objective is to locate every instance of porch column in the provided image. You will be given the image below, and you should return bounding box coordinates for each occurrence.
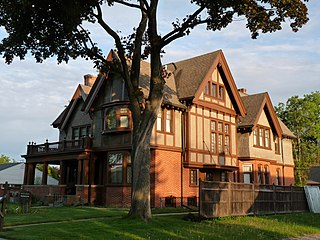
[41,162,48,185]
[26,163,35,185]
[23,163,29,185]
[77,160,83,185]
[60,161,66,185]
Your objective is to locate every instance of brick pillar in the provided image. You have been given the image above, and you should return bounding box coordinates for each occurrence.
[83,159,89,185]
[42,162,48,185]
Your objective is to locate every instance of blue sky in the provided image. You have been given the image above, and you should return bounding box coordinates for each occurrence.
[0,1,319,161]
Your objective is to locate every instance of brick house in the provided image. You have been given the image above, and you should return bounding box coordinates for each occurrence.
[22,50,295,207]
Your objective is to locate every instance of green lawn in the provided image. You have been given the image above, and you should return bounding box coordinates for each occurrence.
[0,206,319,240]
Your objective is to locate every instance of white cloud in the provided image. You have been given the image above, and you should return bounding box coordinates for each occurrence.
[0,1,319,160]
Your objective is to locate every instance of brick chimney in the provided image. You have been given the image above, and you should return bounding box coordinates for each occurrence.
[83,74,96,87]
[238,88,248,96]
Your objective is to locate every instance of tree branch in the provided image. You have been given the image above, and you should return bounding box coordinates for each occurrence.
[161,5,205,47]
[114,0,148,13]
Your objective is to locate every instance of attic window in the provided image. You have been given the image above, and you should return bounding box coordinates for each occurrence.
[253,126,271,149]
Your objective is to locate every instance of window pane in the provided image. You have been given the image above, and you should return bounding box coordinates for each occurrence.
[211,133,216,154]
[204,82,210,95]
[219,86,224,99]
[225,135,230,155]
[211,83,217,97]
[73,128,79,140]
[190,170,197,185]
[259,128,264,146]
[253,129,257,145]
[110,165,122,184]
[106,108,117,130]
[157,110,162,131]
[225,124,229,134]
[218,134,223,153]
[218,122,223,132]
[108,153,123,184]
[166,110,171,133]
[80,127,87,137]
[211,121,216,131]
[265,130,270,148]
[120,116,129,128]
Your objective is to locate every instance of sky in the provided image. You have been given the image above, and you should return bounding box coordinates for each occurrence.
[0,1,319,161]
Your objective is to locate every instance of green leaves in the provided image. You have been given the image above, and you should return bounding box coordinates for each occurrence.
[275,92,320,185]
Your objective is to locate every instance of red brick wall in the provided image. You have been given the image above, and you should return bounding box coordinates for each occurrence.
[105,186,131,207]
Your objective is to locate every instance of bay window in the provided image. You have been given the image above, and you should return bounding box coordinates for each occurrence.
[104,106,131,132]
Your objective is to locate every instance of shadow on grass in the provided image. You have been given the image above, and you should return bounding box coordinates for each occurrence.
[1,212,319,240]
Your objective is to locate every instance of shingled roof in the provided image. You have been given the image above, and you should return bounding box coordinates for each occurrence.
[167,50,221,100]
[278,117,296,139]
[238,93,268,128]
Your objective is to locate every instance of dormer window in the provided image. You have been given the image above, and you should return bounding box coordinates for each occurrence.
[104,106,131,132]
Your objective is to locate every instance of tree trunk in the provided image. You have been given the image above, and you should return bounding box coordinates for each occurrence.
[128,112,157,221]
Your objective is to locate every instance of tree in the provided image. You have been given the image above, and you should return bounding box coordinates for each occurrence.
[275,92,320,185]
[0,0,309,220]
[0,154,14,164]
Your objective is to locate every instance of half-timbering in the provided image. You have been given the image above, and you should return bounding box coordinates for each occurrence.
[22,50,295,206]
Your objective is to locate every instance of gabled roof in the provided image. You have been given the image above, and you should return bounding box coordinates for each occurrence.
[167,50,246,117]
[238,92,282,137]
[52,83,93,129]
[167,51,221,100]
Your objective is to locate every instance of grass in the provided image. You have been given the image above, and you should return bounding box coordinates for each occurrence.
[0,206,319,240]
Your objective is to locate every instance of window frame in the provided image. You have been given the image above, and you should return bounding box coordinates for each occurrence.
[202,72,225,101]
[274,135,280,154]
[190,169,198,186]
[253,125,271,149]
[107,151,131,185]
[243,164,253,184]
[103,106,132,133]
[211,120,231,156]
[156,108,174,134]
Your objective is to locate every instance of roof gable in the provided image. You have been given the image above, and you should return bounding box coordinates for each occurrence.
[239,93,282,137]
[169,50,246,116]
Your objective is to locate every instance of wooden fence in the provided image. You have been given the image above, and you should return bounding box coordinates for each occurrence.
[199,181,308,218]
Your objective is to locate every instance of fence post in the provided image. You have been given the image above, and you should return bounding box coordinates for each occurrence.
[252,184,255,215]
[228,182,231,216]
[198,179,202,218]
[273,184,276,214]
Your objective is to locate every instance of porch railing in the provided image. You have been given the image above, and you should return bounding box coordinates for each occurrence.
[26,136,92,155]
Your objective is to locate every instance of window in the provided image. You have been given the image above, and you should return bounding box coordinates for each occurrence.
[204,82,210,95]
[72,125,91,145]
[253,126,271,149]
[253,129,258,145]
[243,164,253,183]
[211,83,217,97]
[104,106,131,131]
[211,121,216,154]
[190,169,198,186]
[211,121,231,156]
[274,136,280,154]
[218,86,224,100]
[156,108,173,133]
[108,152,131,184]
